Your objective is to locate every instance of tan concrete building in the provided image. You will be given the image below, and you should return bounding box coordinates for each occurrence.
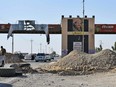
[61,16,95,56]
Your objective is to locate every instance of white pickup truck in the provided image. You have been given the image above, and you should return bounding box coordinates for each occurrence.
[0,55,5,67]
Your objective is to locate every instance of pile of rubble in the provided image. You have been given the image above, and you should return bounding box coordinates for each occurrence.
[5,53,23,63]
[41,49,116,75]
[10,63,38,74]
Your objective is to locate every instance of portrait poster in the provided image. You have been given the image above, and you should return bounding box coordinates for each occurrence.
[73,18,83,32]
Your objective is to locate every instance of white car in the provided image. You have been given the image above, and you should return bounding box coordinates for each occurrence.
[35,53,46,62]
[24,54,36,60]
[24,54,32,60]
[35,53,52,62]
[0,55,5,67]
[45,54,52,61]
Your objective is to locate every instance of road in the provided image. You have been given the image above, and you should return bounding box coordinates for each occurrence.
[24,60,50,69]
[24,56,60,69]
[4,56,60,69]
[1,57,116,87]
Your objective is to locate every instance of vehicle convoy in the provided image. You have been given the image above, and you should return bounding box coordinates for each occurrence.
[35,53,52,62]
[0,55,5,67]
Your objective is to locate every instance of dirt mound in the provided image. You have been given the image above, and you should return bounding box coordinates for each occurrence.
[42,49,116,75]
[5,53,23,63]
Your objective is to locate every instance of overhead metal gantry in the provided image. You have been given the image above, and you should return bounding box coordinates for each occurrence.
[0,24,116,34]
[0,20,116,54]
[0,24,61,34]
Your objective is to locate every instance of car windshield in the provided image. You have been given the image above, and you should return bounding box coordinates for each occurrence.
[37,53,45,56]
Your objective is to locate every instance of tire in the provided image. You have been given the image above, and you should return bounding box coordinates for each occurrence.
[44,60,47,62]
[0,61,4,67]
[35,60,38,62]
[0,68,15,77]
[1,61,4,67]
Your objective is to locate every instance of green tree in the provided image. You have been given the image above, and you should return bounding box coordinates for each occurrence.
[111,42,116,50]
[50,51,56,57]
[51,51,56,55]
[50,51,56,59]
[95,44,103,52]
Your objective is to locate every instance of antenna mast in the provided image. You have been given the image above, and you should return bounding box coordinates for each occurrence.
[83,0,85,18]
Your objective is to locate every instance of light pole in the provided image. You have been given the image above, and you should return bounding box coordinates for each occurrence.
[30,39,33,54]
[99,40,103,46]
[12,34,14,53]
[45,45,47,54]
[40,43,42,53]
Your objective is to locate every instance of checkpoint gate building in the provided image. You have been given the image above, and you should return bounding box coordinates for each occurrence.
[0,15,116,56]
[61,16,95,56]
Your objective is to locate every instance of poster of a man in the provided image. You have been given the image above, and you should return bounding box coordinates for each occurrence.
[73,18,82,31]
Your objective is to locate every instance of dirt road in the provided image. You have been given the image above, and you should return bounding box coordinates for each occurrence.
[0,60,116,87]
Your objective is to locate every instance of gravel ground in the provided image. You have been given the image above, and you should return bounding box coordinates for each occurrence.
[0,72,116,87]
[0,55,116,87]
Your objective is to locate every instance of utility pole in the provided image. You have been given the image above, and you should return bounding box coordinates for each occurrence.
[40,43,42,53]
[82,0,85,52]
[30,39,33,54]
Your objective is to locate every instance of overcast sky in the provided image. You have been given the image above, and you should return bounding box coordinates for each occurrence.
[0,0,116,55]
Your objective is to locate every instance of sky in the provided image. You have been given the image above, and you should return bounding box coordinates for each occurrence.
[0,0,116,55]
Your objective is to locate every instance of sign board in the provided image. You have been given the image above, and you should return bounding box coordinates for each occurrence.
[73,42,82,51]
[95,24,116,33]
[0,24,10,31]
[72,31,84,35]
